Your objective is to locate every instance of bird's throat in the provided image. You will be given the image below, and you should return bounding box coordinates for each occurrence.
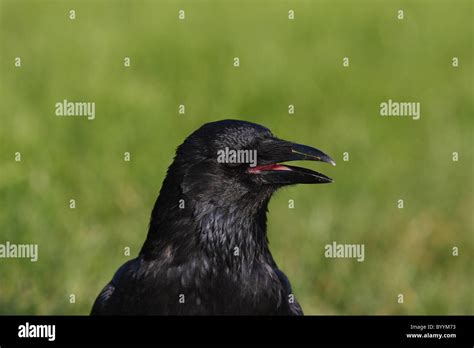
[141,189,274,269]
[195,202,271,266]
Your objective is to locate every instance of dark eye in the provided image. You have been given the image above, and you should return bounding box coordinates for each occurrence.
[216,146,258,169]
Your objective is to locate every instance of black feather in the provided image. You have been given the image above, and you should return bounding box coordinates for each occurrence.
[91,120,320,315]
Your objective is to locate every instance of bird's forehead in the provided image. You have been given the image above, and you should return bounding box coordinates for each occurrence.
[216,127,264,143]
[214,125,272,146]
[184,120,274,153]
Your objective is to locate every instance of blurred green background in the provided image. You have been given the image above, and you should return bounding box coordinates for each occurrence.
[0,0,472,315]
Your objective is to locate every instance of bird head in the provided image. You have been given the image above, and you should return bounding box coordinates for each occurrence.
[172,120,335,201]
[143,119,335,260]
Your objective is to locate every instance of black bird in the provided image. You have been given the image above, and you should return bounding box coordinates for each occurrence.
[91,119,335,315]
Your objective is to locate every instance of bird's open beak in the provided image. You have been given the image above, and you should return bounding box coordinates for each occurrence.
[248,138,336,184]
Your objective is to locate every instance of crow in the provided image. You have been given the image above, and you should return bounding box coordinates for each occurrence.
[91,119,335,315]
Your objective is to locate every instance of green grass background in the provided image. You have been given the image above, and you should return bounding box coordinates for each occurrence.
[0,0,472,314]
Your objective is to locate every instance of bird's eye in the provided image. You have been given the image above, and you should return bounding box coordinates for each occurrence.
[216,146,258,169]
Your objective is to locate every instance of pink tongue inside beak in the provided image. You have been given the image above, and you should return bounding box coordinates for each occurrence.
[248,164,292,174]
